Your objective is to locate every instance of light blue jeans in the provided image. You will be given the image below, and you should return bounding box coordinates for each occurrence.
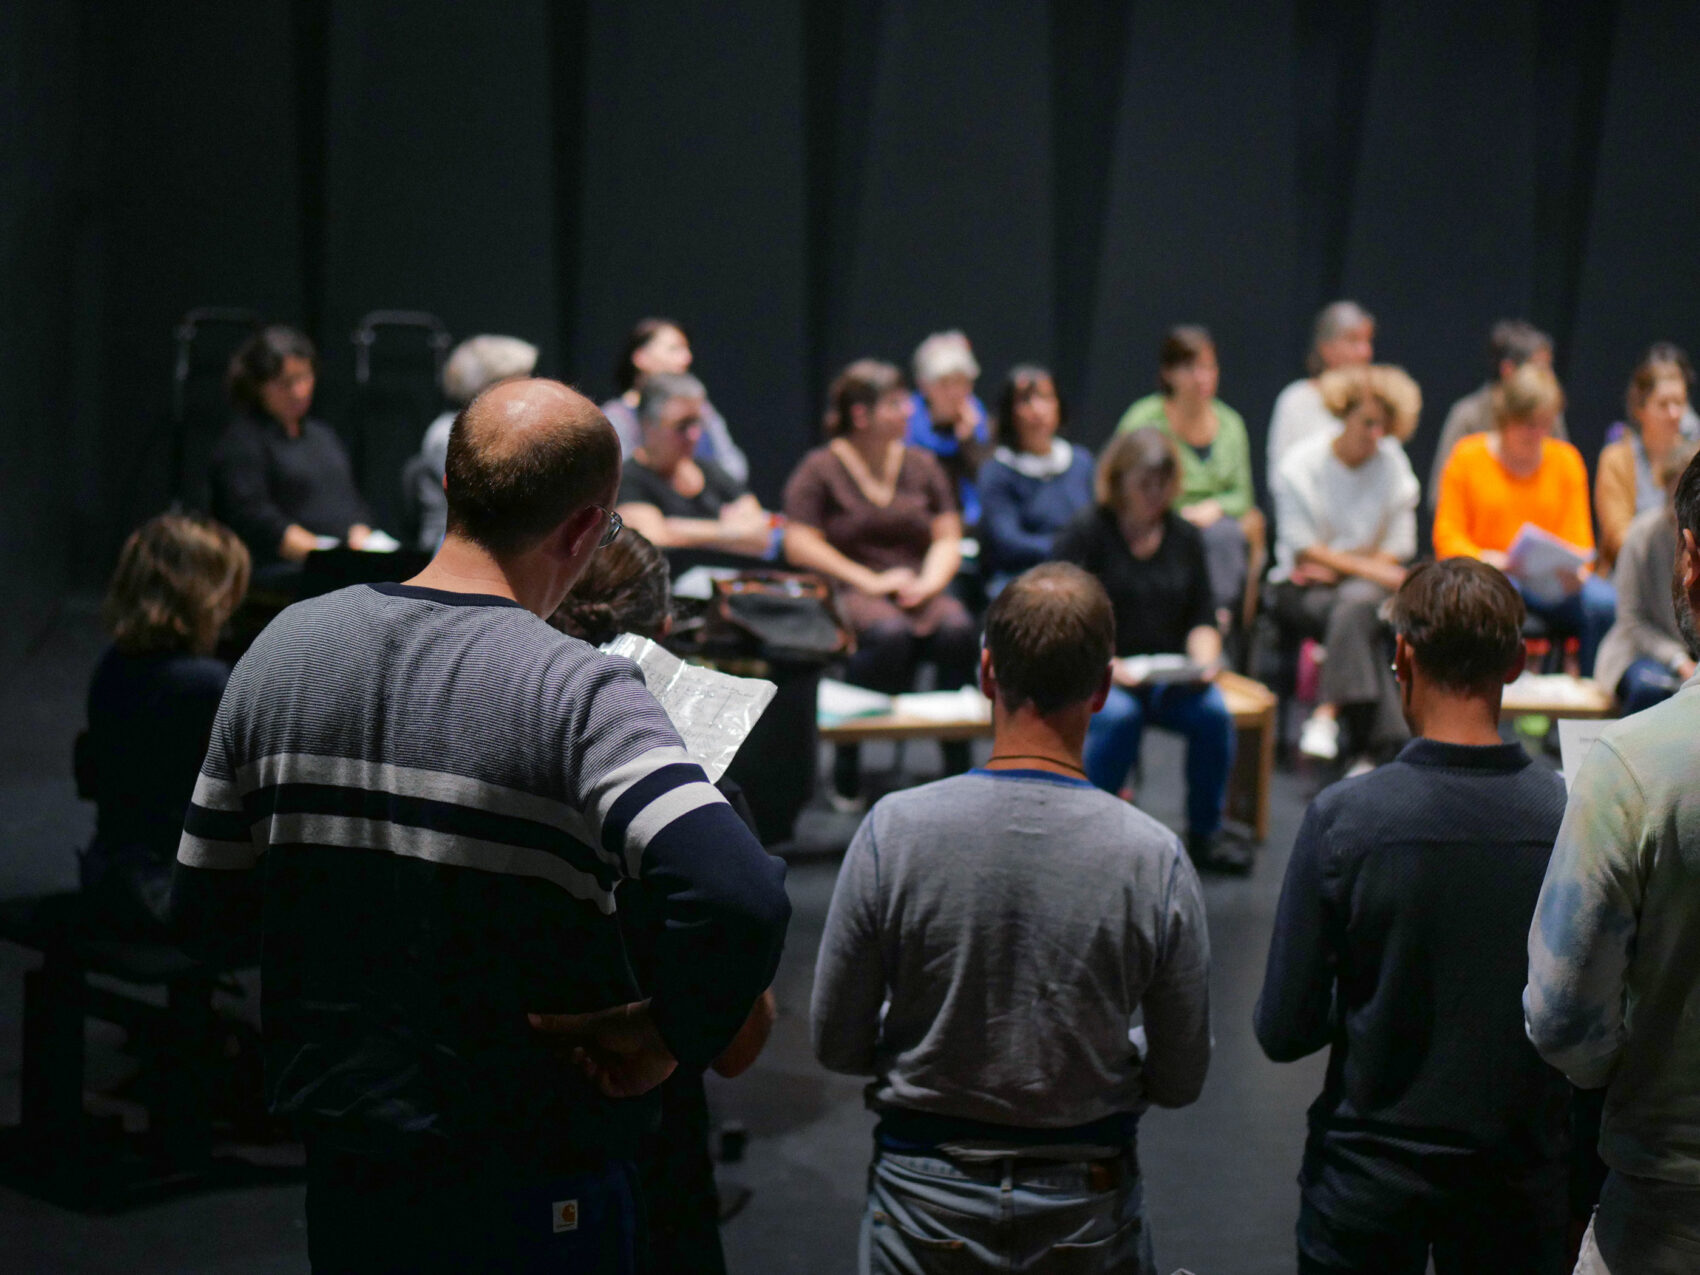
[861,1148,1153,1274]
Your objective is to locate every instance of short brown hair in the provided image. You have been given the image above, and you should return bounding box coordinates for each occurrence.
[823,359,906,438]
[1095,426,1178,514]
[1627,341,1694,418]
[103,514,251,656]
[1386,558,1525,692]
[1156,325,1214,395]
[984,563,1114,715]
[1317,364,1423,442]
[226,325,316,414]
[1491,361,1564,426]
[444,379,620,556]
[549,529,671,645]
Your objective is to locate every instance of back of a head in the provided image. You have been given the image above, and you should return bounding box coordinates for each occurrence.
[637,371,707,427]
[985,563,1114,716]
[549,529,671,646]
[1491,361,1564,425]
[442,335,540,406]
[104,513,252,657]
[912,330,980,386]
[227,324,316,413]
[1317,364,1423,443]
[824,359,905,437]
[1388,558,1525,693]
[1487,319,1551,377]
[444,378,620,557]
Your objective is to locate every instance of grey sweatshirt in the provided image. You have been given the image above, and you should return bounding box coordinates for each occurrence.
[811,769,1212,1128]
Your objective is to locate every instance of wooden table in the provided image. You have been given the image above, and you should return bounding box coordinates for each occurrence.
[1501,674,1615,720]
[818,668,1281,842]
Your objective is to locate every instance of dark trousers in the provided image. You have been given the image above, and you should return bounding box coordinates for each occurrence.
[835,615,979,796]
[1297,1157,1567,1275]
[306,1143,641,1274]
[1274,579,1408,753]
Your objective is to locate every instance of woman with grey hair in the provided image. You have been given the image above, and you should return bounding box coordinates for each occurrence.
[1266,301,1376,476]
[905,329,993,526]
[411,334,538,550]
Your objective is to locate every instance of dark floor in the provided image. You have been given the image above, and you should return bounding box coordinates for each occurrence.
[2,598,1332,1274]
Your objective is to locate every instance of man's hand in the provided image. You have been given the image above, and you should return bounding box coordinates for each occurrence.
[527,1001,678,1098]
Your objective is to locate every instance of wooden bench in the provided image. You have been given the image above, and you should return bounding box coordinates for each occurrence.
[1501,673,1615,720]
[0,892,284,1209]
[819,669,1280,842]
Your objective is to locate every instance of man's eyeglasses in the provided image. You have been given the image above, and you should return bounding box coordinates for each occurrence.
[593,506,623,547]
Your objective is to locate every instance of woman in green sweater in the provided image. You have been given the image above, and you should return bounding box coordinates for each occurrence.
[1117,325,1264,627]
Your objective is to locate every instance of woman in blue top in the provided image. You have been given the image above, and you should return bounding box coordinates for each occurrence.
[976,365,1095,597]
[80,513,250,937]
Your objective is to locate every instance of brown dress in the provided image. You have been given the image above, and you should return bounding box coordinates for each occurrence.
[782,445,970,637]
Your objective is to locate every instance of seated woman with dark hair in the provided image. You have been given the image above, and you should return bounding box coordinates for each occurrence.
[616,372,779,558]
[1053,427,1243,871]
[783,359,978,804]
[80,514,250,937]
[210,324,374,568]
[1118,325,1265,626]
[976,364,1094,597]
[1596,342,1696,572]
[602,316,749,485]
[549,529,776,1275]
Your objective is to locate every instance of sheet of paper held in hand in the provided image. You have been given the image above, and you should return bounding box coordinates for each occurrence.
[602,634,776,783]
[1506,523,1593,606]
[1558,717,1610,789]
[1116,654,1209,685]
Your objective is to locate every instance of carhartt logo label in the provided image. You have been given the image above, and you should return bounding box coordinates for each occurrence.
[552,1199,579,1233]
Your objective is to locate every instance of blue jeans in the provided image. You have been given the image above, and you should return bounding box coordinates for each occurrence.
[1617,657,1683,716]
[1519,576,1617,677]
[863,1148,1153,1274]
[1084,683,1234,838]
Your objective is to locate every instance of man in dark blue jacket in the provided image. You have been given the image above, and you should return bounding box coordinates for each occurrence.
[1255,558,1571,1273]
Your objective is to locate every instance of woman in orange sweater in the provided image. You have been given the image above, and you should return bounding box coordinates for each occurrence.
[1433,362,1616,674]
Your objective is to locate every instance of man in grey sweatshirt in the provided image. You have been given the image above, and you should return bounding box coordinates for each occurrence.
[811,562,1212,1275]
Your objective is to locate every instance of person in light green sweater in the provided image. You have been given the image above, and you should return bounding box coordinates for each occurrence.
[1117,326,1265,625]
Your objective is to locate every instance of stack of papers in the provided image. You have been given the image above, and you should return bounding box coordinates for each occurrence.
[818,679,895,723]
[1506,524,1593,606]
[1116,654,1209,685]
[817,680,992,725]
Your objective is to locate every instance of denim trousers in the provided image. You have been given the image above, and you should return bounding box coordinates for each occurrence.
[1574,1170,1700,1275]
[1083,682,1234,838]
[1518,575,1617,677]
[862,1147,1153,1274]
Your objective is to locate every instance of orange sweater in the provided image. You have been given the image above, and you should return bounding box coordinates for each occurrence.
[1432,434,1595,559]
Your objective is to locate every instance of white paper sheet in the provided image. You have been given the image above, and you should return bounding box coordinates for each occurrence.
[1557,717,1610,788]
[602,634,776,782]
[1506,524,1593,606]
[1116,654,1209,685]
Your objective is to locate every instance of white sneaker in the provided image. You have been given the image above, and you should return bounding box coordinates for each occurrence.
[1298,714,1340,761]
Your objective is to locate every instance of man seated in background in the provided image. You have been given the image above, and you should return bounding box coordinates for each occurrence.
[1527,449,1700,1272]
[1427,319,1567,509]
[812,562,1211,1275]
[172,378,791,1273]
[1257,558,1573,1274]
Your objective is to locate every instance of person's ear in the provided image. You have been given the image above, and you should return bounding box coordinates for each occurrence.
[558,505,604,561]
[978,648,996,703]
[1503,641,1527,685]
[1683,529,1700,608]
[1392,634,1415,686]
[1090,661,1113,713]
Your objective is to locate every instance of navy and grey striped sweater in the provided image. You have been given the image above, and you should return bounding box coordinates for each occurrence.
[173,582,790,1162]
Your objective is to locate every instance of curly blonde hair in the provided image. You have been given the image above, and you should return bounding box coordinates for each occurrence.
[1318,364,1423,443]
[103,514,250,656]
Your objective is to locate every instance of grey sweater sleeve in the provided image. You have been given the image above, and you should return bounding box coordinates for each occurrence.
[1138,844,1213,1107]
[810,814,886,1075]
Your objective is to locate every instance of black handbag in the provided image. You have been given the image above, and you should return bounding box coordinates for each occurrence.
[704,571,853,663]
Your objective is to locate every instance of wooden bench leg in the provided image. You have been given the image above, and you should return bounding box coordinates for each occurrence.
[20,948,90,1187]
[155,974,216,1169]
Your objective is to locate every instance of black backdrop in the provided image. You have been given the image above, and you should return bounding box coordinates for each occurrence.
[5,0,1699,670]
